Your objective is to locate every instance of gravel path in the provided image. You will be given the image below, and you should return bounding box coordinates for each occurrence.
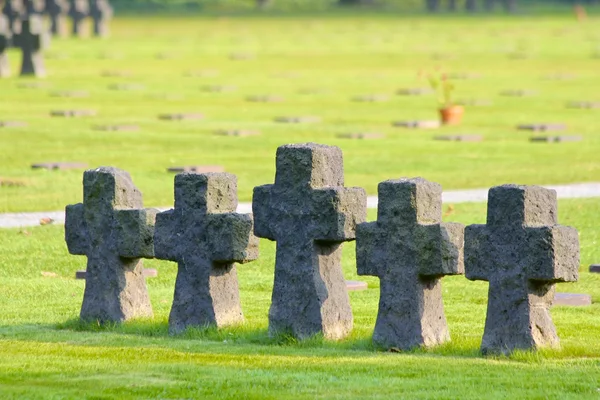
[1,182,599,229]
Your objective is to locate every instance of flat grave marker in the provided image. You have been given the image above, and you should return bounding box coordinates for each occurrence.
[530,136,582,143]
[214,129,260,137]
[93,124,139,132]
[397,88,434,96]
[517,123,566,132]
[274,116,321,124]
[351,94,389,102]
[167,165,225,173]
[456,99,493,107]
[346,281,368,291]
[108,83,145,91]
[337,132,384,140]
[567,101,600,109]
[434,135,483,142]
[553,293,592,307]
[590,264,600,273]
[51,109,96,117]
[393,120,440,129]
[158,113,203,121]
[0,120,27,127]
[202,85,237,93]
[32,162,88,170]
[246,95,283,103]
[50,90,89,98]
[500,89,537,97]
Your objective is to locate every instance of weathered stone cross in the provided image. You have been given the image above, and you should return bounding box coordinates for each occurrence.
[69,0,89,37]
[89,0,112,37]
[46,0,69,36]
[253,143,367,340]
[0,14,10,77]
[356,178,465,350]
[465,184,580,355]
[13,15,45,76]
[65,167,157,323]
[154,173,259,335]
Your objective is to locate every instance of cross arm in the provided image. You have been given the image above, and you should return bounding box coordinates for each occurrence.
[115,208,158,259]
[153,209,183,261]
[65,203,89,255]
[356,221,384,277]
[252,184,276,241]
[418,222,465,277]
[312,187,367,242]
[464,224,491,282]
[526,226,579,283]
[207,213,259,264]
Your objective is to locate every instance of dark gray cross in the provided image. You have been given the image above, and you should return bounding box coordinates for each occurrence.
[154,173,259,335]
[69,0,89,37]
[46,0,69,36]
[2,0,24,34]
[65,167,158,323]
[253,143,367,340]
[465,185,580,355]
[0,14,10,77]
[13,15,45,77]
[356,178,465,351]
[89,0,111,37]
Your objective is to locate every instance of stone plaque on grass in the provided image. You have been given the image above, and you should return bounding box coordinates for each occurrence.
[500,89,537,97]
[434,135,483,142]
[101,70,131,77]
[530,136,582,143]
[202,85,236,93]
[167,165,225,173]
[0,121,27,127]
[274,116,321,124]
[50,90,89,98]
[346,281,368,291]
[108,83,145,91]
[590,265,600,273]
[93,124,139,132]
[337,133,384,140]
[396,88,434,96]
[517,123,566,132]
[393,120,440,129]
[32,162,88,170]
[246,95,283,103]
[351,95,389,102]
[456,99,493,107]
[51,109,96,117]
[567,101,600,109]
[158,113,203,121]
[553,293,592,307]
[214,129,259,137]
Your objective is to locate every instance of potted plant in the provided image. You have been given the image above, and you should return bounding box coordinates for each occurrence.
[428,72,464,125]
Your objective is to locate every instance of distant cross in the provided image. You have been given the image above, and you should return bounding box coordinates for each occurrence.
[0,14,10,77]
[465,185,580,355]
[2,0,24,34]
[356,178,465,350]
[154,173,259,335]
[46,0,69,36]
[253,143,367,340]
[12,15,46,77]
[65,167,158,323]
[89,0,111,37]
[69,0,89,37]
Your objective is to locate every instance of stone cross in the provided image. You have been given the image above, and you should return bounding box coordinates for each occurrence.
[46,0,69,36]
[1,0,24,34]
[69,0,89,37]
[12,15,45,77]
[0,14,10,77]
[356,178,465,350]
[253,143,367,340]
[465,184,580,355]
[154,173,259,335]
[89,0,111,37]
[65,167,158,323]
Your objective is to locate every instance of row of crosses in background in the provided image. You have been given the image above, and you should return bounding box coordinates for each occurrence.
[426,0,517,13]
[65,143,580,356]
[1,0,112,38]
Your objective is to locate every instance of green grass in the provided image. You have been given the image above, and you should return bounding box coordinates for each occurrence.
[2,15,600,212]
[2,14,600,399]
[1,199,600,398]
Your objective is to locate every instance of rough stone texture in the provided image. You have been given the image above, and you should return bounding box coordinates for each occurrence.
[0,14,10,77]
[553,293,592,307]
[46,0,69,36]
[253,143,367,340]
[13,16,46,77]
[589,265,600,273]
[65,167,157,323]
[31,161,88,170]
[356,178,465,350]
[89,0,112,37]
[517,124,566,132]
[69,0,89,37]
[154,173,258,334]
[465,184,580,355]
[337,133,384,140]
[51,109,96,117]
[274,116,321,124]
[393,120,440,129]
[166,165,224,173]
[530,136,582,143]
[76,268,157,280]
[2,0,23,34]
[434,135,483,142]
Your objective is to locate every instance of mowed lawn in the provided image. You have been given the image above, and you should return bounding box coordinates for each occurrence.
[0,14,600,212]
[1,13,600,399]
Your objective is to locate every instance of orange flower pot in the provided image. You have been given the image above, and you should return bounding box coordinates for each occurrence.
[439,105,465,125]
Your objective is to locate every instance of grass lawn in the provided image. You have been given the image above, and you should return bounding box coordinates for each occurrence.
[1,14,600,212]
[1,12,600,399]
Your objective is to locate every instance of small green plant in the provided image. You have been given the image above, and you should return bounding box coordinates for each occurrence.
[427,72,455,108]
